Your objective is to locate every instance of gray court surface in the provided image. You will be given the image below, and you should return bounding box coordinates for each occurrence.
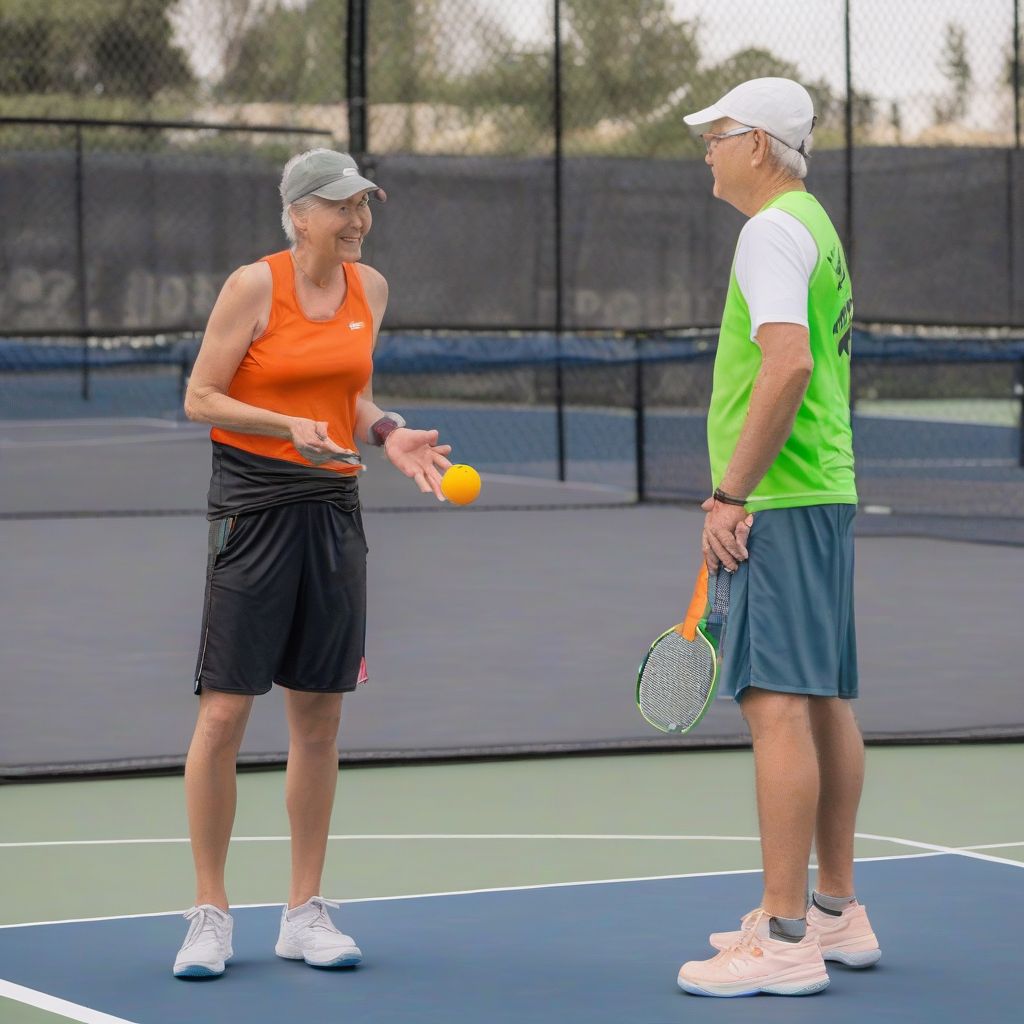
[2,422,1023,777]
[0,419,634,517]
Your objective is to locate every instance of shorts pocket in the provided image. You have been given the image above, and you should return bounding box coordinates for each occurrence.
[207,515,240,566]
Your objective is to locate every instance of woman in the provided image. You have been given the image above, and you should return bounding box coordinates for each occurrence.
[173,149,451,979]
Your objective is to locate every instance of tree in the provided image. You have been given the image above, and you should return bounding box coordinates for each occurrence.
[559,0,701,131]
[0,0,193,101]
[622,48,873,157]
[217,0,450,149]
[448,0,702,154]
[934,21,972,123]
[217,0,347,104]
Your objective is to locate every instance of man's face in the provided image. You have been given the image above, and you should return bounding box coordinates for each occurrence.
[701,118,753,205]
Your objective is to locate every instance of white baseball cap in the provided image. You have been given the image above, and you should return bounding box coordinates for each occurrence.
[683,77,816,155]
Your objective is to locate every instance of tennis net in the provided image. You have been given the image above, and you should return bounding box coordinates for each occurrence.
[2,325,1021,541]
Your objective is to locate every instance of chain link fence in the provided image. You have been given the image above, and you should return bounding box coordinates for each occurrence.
[2,1,1022,539]
[2,0,1020,332]
[3,1,1016,153]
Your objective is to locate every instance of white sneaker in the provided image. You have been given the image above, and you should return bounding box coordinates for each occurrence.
[173,904,233,978]
[275,897,362,968]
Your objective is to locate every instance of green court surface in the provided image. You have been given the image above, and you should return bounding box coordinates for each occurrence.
[2,744,1022,1022]
[856,398,1020,427]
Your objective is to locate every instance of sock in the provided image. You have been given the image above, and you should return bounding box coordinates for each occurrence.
[812,890,856,916]
[768,915,807,943]
[286,899,316,921]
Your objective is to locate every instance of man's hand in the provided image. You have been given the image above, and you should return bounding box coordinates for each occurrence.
[701,496,754,573]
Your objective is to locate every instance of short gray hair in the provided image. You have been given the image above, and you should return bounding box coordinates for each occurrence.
[279,148,335,244]
[767,134,810,180]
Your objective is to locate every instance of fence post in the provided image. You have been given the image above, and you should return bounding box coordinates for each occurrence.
[553,0,566,481]
[633,335,646,501]
[1014,0,1021,150]
[346,0,368,156]
[1016,358,1024,468]
[74,123,89,400]
[844,0,855,275]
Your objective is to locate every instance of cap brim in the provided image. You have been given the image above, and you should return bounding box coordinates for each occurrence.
[311,176,383,201]
[682,104,725,127]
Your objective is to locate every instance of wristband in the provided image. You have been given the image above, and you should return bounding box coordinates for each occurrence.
[713,487,747,507]
[369,413,406,446]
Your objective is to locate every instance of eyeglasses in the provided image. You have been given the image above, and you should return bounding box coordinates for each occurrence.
[701,125,756,153]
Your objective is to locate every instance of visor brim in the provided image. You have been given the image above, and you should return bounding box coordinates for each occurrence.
[310,176,384,201]
[682,104,726,127]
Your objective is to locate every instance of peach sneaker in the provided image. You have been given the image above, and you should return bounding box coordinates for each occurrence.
[710,901,881,968]
[678,909,830,997]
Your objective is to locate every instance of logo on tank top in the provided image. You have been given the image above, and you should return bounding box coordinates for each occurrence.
[348,321,365,330]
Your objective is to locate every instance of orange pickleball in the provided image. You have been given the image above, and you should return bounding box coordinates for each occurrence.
[441,464,482,505]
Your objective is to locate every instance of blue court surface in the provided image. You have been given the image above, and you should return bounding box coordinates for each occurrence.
[0,853,1019,1024]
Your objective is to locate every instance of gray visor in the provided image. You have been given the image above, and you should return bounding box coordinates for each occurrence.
[283,150,382,204]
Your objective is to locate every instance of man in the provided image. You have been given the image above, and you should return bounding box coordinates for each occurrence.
[675,78,879,997]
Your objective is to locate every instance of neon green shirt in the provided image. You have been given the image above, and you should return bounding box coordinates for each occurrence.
[707,190,857,511]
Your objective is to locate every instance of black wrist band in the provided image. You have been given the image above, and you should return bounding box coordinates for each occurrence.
[713,487,747,507]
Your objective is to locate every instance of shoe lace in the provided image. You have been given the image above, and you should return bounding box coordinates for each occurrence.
[721,908,770,959]
[180,905,227,950]
[305,896,342,933]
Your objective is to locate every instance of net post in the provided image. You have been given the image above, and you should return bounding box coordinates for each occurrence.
[74,123,89,400]
[633,333,647,502]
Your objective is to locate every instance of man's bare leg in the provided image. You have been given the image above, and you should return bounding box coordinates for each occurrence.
[741,688,819,919]
[808,697,864,898]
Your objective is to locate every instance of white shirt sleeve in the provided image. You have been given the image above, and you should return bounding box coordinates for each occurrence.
[733,208,819,343]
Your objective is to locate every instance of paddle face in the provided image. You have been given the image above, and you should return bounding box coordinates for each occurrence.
[636,626,718,733]
[636,568,732,735]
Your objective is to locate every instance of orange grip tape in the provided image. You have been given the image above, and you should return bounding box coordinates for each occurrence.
[675,563,709,642]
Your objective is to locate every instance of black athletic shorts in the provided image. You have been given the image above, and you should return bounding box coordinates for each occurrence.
[193,496,368,696]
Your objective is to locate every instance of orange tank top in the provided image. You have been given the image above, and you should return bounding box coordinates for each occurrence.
[211,251,374,474]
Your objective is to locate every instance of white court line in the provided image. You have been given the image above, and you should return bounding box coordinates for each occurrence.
[0,851,941,932]
[5,831,1020,863]
[0,833,763,849]
[955,841,1024,852]
[0,980,136,1024]
[855,831,1024,870]
[7,831,1021,855]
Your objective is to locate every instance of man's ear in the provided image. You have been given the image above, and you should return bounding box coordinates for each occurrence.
[750,129,769,168]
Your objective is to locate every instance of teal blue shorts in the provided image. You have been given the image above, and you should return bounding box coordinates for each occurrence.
[718,504,859,702]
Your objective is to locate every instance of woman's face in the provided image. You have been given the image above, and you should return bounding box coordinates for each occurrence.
[298,190,373,260]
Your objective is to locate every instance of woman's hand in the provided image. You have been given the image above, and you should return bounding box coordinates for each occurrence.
[384,428,453,499]
[289,418,363,467]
